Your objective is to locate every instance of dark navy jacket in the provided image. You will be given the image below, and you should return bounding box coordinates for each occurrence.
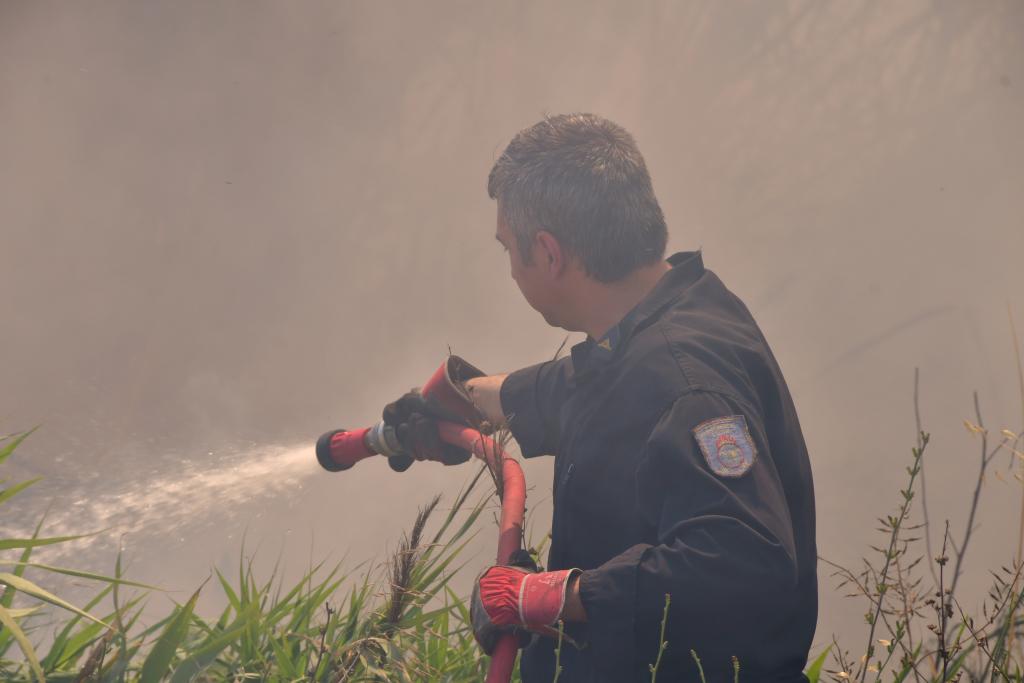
[500,252,817,683]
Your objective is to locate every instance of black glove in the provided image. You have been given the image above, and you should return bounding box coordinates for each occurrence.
[382,390,473,467]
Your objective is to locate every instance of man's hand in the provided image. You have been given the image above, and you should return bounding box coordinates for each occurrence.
[470,561,583,654]
[381,390,473,466]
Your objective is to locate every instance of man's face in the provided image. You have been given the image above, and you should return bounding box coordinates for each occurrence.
[495,212,561,326]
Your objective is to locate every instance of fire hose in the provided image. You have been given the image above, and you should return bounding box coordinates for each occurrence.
[315,360,525,683]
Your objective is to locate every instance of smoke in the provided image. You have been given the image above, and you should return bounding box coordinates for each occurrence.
[2,0,1023,648]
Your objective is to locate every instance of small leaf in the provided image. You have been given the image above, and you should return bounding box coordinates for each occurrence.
[804,645,831,683]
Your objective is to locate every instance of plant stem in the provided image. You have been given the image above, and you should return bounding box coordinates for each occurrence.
[915,368,939,590]
[949,393,990,599]
[938,523,950,682]
[1011,305,1024,567]
[552,620,564,683]
[1008,304,1024,663]
[858,432,928,683]
[690,648,707,683]
[649,593,671,682]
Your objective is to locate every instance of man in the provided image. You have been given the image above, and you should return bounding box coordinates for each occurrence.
[385,113,817,682]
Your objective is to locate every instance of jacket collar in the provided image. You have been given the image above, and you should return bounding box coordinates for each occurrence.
[570,251,705,376]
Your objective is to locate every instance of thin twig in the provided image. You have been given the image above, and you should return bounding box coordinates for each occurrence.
[308,603,334,681]
[689,648,707,683]
[830,635,855,681]
[936,522,951,681]
[893,546,924,683]
[950,394,1010,599]
[1008,304,1024,661]
[1011,305,1024,567]
[915,368,939,588]
[649,594,671,682]
[553,620,565,683]
[952,588,1019,683]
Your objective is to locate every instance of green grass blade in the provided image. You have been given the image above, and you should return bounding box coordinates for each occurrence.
[168,606,256,683]
[52,595,145,672]
[214,568,242,613]
[0,510,46,609]
[139,583,204,683]
[445,585,472,626]
[268,634,300,679]
[804,645,831,683]
[0,603,45,682]
[42,582,114,670]
[0,533,96,551]
[0,562,157,589]
[401,603,457,630]
[0,572,108,627]
[0,427,37,466]
[0,477,42,506]
[0,512,45,658]
[428,469,488,548]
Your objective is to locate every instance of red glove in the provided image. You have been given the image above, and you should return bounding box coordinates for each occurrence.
[470,564,581,654]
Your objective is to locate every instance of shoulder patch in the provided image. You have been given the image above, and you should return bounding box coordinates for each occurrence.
[692,415,757,477]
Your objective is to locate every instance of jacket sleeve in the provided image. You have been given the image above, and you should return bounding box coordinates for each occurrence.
[498,356,574,458]
[576,390,800,678]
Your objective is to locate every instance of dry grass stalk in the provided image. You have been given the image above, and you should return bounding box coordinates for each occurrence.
[381,494,440,634]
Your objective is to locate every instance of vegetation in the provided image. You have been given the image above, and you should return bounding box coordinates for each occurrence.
[819,367,1024,683]
[3,349,1024,681]
[1,437,498,683]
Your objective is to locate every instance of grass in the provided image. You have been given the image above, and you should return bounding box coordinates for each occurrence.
[1,434,499,682]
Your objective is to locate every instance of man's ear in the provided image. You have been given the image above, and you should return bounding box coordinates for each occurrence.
[534,230,565,277]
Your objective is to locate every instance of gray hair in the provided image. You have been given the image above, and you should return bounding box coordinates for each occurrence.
[487,113,668,283]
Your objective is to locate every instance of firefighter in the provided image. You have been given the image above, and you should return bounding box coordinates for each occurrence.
[384,113,817,683]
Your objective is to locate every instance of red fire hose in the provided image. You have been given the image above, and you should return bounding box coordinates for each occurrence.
[315,381,526,681]
[438,421,525,683]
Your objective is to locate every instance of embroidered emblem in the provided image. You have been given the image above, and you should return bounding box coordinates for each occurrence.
[693,415,757,477]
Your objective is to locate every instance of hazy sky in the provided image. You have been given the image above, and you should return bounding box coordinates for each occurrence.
[2,0,1023,651]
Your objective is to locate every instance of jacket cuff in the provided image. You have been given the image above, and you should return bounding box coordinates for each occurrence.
[499,364,551,458]
[577,544,650,680]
